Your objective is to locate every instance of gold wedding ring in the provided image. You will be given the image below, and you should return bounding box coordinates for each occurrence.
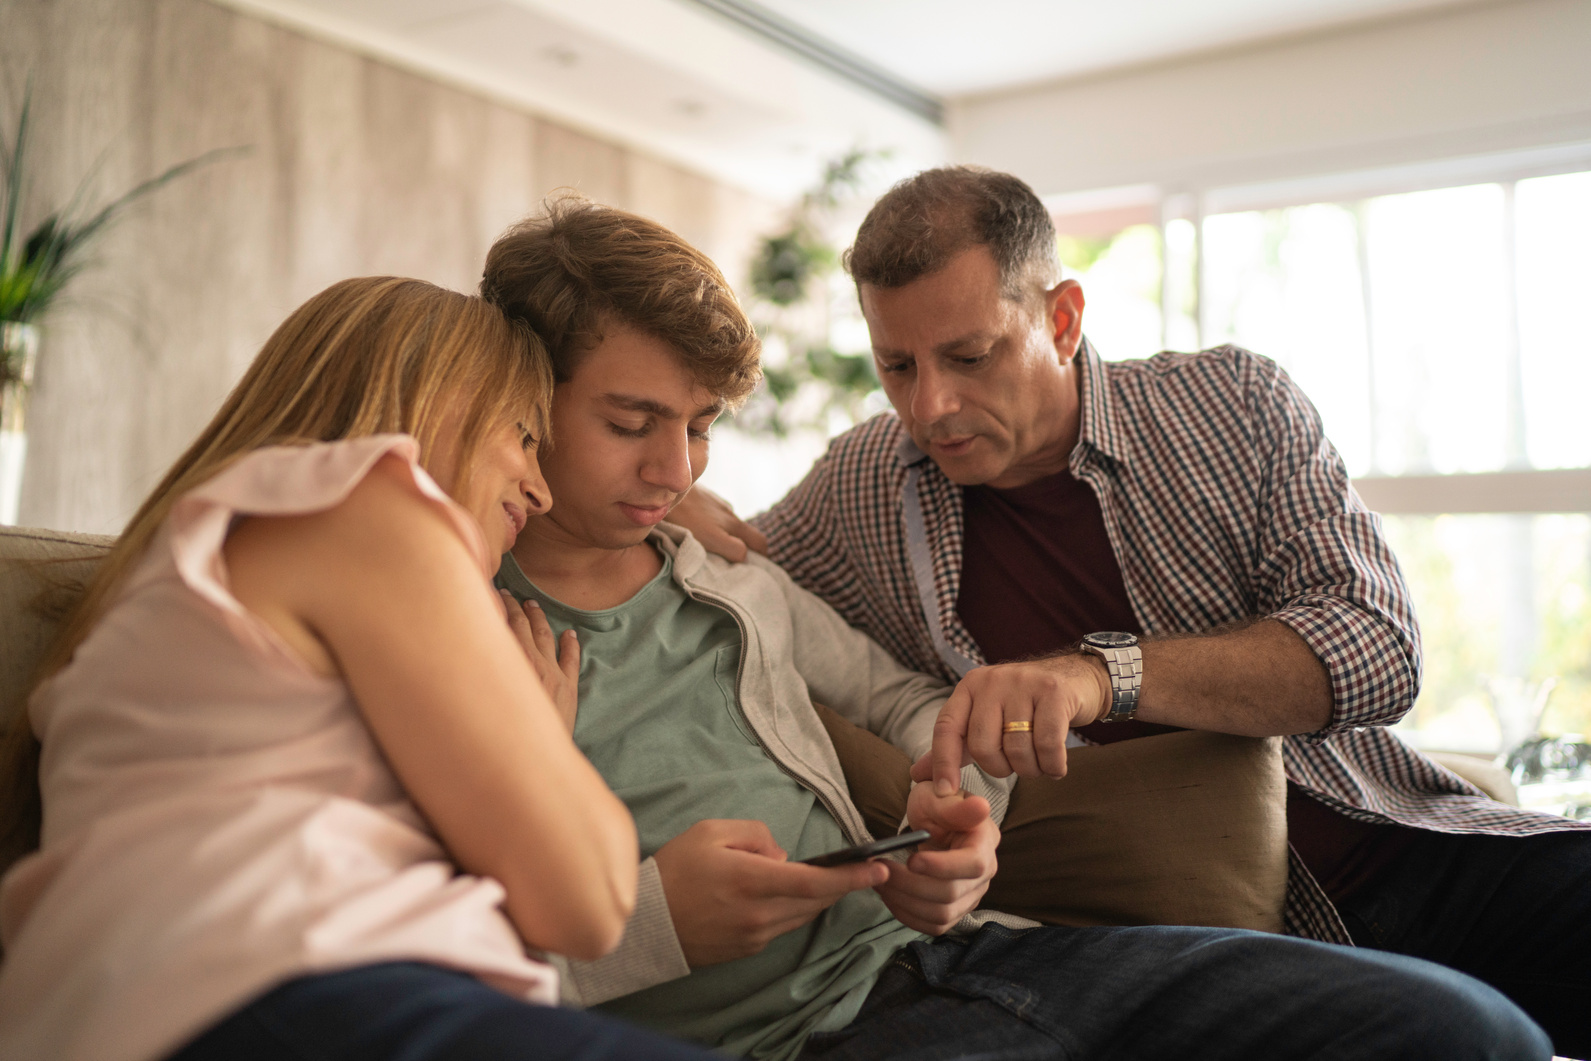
[1002,720,1033,734]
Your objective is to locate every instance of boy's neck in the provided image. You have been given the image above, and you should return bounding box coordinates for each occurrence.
[510,525,664,612]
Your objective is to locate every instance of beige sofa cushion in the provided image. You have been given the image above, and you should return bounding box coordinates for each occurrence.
[1425,751,1518,805]
[1,526,114,739]
[1,527,113,878]
[816,702,1289,933]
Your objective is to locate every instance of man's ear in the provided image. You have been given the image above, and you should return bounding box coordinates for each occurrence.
[1046,280,1086,364]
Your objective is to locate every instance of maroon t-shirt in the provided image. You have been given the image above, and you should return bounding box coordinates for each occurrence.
[956,468,1175,746]
[955,467,1408,900]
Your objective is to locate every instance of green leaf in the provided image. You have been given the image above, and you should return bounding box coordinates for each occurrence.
[1,83,35,284]
[739,147,890,437]
[750,226,836,306]
[1,82,247,323]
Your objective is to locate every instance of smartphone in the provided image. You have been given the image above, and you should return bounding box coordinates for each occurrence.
[799,829,932,868]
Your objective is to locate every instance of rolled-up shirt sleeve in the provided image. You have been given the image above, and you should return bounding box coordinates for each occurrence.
[1246,358,1422,738]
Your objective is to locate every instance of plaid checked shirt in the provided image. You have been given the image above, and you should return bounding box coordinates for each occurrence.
[756,340,1588,944]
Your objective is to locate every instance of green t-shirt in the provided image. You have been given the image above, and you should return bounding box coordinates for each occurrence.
[496,550,921,1060]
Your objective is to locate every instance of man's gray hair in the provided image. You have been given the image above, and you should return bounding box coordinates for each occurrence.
[843,166,1060,301]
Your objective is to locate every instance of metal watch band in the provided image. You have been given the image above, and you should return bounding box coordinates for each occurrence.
[1086,642,1143,723]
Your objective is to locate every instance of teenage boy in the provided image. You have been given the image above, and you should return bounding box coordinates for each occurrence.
[478,197,1547,1061]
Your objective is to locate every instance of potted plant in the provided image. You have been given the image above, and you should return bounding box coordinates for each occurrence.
[1,86,239,523]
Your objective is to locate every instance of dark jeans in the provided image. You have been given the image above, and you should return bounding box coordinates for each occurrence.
[166,961,715,1061]
[800,922,1549,1061]
[1337,828,1591,1060]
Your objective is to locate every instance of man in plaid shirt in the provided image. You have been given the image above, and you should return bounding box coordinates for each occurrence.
[681,167,1590,1057]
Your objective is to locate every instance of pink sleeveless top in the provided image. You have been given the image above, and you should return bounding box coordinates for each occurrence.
[0,436,557,1061]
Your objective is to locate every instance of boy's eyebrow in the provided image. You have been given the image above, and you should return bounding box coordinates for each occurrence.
[599,392,725,420]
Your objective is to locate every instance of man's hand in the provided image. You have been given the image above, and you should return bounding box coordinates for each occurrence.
[668,486,768,562]
[875,784,998,935]
[652,819,888,968]
[500,591,581,733]
[911,654,1110,794]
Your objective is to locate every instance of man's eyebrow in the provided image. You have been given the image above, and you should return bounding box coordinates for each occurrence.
[873,333,995,359]
[598,393,725,419]
[933,333,996,356]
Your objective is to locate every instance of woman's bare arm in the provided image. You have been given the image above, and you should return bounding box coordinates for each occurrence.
[225,456,637,960]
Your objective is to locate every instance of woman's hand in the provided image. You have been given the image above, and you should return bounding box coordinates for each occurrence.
[500,590,581,733]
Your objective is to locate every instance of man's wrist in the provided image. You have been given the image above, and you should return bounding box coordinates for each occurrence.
[1080,632,1143,722]
[1081,654,1112,724]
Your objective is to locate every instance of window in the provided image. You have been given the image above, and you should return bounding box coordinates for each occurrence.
[1056,161,1591,761]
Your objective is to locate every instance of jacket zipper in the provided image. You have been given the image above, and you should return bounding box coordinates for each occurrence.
[685,582,866,848]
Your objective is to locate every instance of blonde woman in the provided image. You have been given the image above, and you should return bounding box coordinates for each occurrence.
[0,278,712,1061]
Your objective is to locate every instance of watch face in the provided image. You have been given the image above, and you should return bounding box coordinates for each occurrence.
[1085,631,1138,648]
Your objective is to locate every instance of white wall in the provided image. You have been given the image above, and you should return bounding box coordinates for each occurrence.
[950,0,1591,198]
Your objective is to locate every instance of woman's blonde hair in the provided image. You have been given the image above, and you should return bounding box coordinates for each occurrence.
[0,276,552,866]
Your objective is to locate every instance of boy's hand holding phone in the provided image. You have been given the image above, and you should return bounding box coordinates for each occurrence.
[873,783,999,936]
[799,830,931,867]
[653,819,889,968]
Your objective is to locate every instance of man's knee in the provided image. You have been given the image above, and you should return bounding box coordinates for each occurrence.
[946,925,1550,1060]
[1141,930,1551,1061]
[1304,946,1551,1061]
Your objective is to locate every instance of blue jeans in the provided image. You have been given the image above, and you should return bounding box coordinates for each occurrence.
[800,922,1550,1061]
[1337,829,1591,1060]
[166,961,715,1061]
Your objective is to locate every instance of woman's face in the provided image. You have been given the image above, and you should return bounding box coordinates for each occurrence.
[431,415,553,556]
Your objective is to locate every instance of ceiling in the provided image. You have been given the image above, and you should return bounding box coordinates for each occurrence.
[748,0,1479,97]
[216,0,1484,200]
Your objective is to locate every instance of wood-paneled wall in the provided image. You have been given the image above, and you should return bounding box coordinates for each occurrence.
[1,0,777,532]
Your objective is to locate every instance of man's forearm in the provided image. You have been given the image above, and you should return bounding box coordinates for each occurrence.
[1132,619,1333,737]
[924,618,1335,787]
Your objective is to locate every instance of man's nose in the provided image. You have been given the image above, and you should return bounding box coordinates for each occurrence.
[911,361,960,425]
[643,430,695,494]
[521,466,552,515]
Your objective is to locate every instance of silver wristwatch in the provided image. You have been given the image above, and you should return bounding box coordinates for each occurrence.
[1080,632,1142,723]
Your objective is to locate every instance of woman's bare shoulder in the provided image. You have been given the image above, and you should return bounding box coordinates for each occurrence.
[223,452,478,675]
